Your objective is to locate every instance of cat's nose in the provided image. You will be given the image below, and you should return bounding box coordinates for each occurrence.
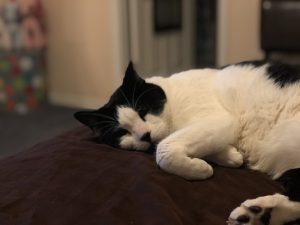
[141,132,151,142]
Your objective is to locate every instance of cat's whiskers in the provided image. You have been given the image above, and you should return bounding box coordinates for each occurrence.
[101,126,117,139]
[92,123,113,130]
[94,113,116,122]
[134,87,157,109]
[93,120,117,127]
[131,79,138,109]
[119,89,133,108]
[113,112,119,122]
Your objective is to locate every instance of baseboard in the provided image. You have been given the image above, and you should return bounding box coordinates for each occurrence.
[49,92,105,109]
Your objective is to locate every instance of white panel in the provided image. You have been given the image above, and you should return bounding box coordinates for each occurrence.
[217,0,229,66]
[156,34,169,76]
[111,0,130,85]
[181,0,195,70]
[128,0,195,77]
[141,0,155,76]
[128,0,140,64]
[168,34,181,74]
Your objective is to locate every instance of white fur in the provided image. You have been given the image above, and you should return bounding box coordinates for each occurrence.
[117,106,169,151]
[118,107,151,150]
[117,64,300,222]
[229,194,300,225]
[153,65,300,179]
[118,64,300,180]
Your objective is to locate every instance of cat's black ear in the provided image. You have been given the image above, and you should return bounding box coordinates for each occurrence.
[123,61,144,85]
[74,111,100,128]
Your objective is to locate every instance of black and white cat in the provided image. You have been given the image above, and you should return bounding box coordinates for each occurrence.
[75,62,300,225]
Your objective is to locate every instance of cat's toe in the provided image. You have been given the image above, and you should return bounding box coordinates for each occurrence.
[229,207,261,225]
[222,146,244,168]
[229,205,251,225]
[188,158,214,180]
[227,152,243,167]
[205,146,244,168]
[230,147,244,165]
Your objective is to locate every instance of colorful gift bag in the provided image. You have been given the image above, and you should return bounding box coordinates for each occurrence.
[0,50,46,113]
[0,0,46,113]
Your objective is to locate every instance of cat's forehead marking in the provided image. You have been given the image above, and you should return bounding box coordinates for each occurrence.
[117,106,139,126]
[117,106,149,141]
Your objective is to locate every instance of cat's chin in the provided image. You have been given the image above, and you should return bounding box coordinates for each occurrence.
[121,142,156,154]
[144,144,156,154]
[138,143,156,154]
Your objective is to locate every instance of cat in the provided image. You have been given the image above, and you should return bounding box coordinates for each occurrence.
[74,61,300,225]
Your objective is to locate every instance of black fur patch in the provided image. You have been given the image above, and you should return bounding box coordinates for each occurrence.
[224,60,300,88]
[267,63,300,88]
[74,62,166,150]
[260,208,272,225]
[277,168,300,202]
[220,60,266,69]
[236,60,267,68]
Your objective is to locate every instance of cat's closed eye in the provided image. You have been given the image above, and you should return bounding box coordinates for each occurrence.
[116,128,130,136]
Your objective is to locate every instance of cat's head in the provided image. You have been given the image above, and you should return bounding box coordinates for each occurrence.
[74,62,168,152]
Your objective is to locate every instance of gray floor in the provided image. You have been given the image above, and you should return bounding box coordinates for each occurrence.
[0,104,81,157]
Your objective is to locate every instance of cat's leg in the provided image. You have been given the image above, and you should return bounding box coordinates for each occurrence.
[156,113,239,180]
[227,118,300,225]
[205,145,244,168]
[250,118,300,179]
[228,194,300,225]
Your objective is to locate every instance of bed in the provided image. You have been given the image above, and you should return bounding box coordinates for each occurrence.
[0,127,282,225]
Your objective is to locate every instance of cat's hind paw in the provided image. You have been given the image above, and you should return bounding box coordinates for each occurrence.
[228,204,271,225]
[228,194,287,225]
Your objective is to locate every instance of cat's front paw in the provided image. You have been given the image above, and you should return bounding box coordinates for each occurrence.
[207,146,243,168]
[228,194,287,225]
[156,142,214,180]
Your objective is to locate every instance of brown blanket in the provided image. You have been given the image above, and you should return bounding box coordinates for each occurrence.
[0,127,281,225]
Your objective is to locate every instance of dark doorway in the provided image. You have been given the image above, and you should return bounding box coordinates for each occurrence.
[195,0,217,67]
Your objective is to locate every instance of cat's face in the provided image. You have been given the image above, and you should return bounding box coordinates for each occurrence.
[74,62,168,152]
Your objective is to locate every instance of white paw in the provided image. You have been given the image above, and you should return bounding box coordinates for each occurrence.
[207,146,243,168]
[228,205,271,225]
[228,194,287,225]
[188,158,214,180]
[156,142,214,180]
[224,146,244,167]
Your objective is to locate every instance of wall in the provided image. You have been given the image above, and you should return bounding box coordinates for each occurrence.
[43,0,264,109]
[217,0,264,66]
[43,0,128,109]
[44,0,194,109]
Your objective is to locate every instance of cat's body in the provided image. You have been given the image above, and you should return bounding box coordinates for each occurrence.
[148,63,300,180]
[75,61,300,225]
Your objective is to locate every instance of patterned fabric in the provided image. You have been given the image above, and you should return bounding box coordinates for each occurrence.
[0,0,46,113]
[0,50,45,113]
[0,0,46,50]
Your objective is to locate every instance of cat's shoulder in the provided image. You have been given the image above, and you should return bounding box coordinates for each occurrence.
[148,60,300,88]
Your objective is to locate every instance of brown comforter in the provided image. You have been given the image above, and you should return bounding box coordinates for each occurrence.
[0,127,281,225]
